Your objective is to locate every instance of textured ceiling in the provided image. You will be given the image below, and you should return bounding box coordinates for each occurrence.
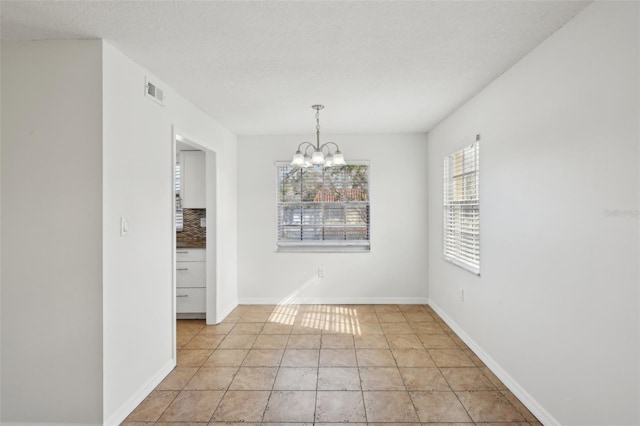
[1,1,589,135]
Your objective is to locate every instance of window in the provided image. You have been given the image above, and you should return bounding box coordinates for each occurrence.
[276,162,370,251]
[443,137,480,274]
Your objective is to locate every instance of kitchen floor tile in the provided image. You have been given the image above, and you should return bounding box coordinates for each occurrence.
[409,391,472,422]
[177,350,213,367]
[456,390,525,422]
[229,366,277,390]
[241,349,284,366]
[125,390,178,422]
[319,348,357,367]
[317,367,361,390]
[315,391,366,423]
[359,367,405,390]
[392,348,436,367]
[156,367,198,391]
[440,367,496,391]
[158,390,223,422]
[362,391,419,422]
[262,391,316,423]
[399,367,450,391]
[210,391,270,422]
[273,367,318,390]
[428,348,475,367]
[183,367,237,390]
[204,349,248,367]
[280,349,319,367]
[355,348,396,366]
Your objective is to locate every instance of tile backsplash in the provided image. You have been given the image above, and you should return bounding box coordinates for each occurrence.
[177,208,206,243]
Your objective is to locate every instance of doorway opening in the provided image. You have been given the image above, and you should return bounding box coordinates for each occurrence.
[172,129,217,355]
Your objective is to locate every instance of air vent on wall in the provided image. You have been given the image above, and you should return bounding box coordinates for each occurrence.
[145,77,165,106]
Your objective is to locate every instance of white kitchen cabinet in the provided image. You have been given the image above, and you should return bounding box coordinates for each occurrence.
[176,288,206,313]
[176,262,206,288]
[181,150,206,209]
[176,248,205,314]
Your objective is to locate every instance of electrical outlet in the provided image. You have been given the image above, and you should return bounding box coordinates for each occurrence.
[318,267,325,278]
[200,217,206,227]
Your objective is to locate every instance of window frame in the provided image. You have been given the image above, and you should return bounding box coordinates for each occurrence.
[443,138,480,275]
[275,160,371,253]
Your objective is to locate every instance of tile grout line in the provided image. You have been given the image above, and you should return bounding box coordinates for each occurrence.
[206,317,251,424]
[258,308,292,423]
[153,321,205,423]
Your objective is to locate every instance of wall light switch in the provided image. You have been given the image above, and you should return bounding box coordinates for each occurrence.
[120,217,129,236]
[200,217,206,227]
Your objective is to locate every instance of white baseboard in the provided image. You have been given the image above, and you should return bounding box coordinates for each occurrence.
[428,299,559,426]
[103,358,175,426]
[238,297,429,305]
[1,423,101,426]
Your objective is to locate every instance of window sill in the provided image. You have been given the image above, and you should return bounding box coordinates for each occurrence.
[277,243,370,253]
[443,255,480,276]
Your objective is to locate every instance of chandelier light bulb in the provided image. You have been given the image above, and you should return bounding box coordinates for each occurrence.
[303,154,312,168]
[291,150,305,167]
[311,149,325,164]
[324,153,334,167]
[332,150,346,166]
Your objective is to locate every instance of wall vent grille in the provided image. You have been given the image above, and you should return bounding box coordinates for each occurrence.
[145,77,165,106]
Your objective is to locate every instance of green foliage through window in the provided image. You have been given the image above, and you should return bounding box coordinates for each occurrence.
[277,163,370,250]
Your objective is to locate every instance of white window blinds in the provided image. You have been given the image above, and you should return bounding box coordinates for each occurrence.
[276,162,370,251]
[443,137,480,274]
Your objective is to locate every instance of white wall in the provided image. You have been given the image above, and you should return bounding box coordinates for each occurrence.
[0,39,238,425]
[102,43,238,424]
[1,40,104,424]
[238,134,428,304]
[426,2,639,425]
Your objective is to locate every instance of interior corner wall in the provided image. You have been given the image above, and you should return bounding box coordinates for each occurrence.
[1,40,104,424]
[102,42,238,424]
[237,134,429,304]
[426,2,639,424]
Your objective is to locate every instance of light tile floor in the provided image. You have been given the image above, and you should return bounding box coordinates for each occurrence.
[123,304,541,425]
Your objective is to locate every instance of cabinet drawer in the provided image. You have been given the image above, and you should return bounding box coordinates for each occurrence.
[176,261,205,287]
[176,288,205,313]
[176,248,206,262]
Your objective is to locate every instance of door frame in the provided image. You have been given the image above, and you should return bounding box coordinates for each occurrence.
[171,126,218,360]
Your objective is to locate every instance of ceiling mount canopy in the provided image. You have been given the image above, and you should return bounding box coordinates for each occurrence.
[291,105,346,168]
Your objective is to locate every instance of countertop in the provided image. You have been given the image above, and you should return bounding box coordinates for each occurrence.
[176,239,206,249]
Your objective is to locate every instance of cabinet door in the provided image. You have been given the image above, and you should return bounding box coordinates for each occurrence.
[176,261,206,288]
[176,248,206,262]
[182,151,206,208]
[176,288,206,313]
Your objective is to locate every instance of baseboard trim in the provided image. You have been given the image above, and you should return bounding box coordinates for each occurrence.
[238,297,429,305]
[103,358,175,426]
[1,423,101,426]
[428,299,559,426]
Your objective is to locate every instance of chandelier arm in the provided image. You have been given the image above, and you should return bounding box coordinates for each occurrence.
[297,141,315,153]
[320,141,340,153]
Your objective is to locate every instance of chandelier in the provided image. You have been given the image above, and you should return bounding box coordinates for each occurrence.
[290,105,346,168]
